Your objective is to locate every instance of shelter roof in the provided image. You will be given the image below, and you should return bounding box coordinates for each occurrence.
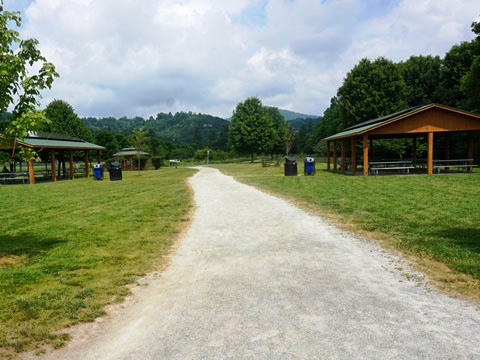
[322,103,480,141]
[1,132,105,150]
[113,148,149,157]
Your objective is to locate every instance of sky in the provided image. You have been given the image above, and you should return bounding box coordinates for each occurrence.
[3,0,479,119]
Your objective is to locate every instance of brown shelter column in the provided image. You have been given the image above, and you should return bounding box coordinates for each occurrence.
[427,132,434,175]
[445,135,451,171]
[468,134,474,171]
[130,156,134,170]
[351,138,357,176]
[50,149,57,182]
[85,151,89,178]
[327,141,331,171]
[363,135,369,176]
[28,160,34,184]
[69,150,74,180]
[412,136,417,163]
[341,140,346,174]
[333,141,338,171]
[97,151,101,163]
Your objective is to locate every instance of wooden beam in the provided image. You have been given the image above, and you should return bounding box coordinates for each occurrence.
[69,150,74,180]
[327,141,331,171]
[341,140,346,174]
[363,135,369,176]
[28,160,35,184]
[50,149,57,182]
[427,132,433,175]
[445,135,451,171]
[351,138,357,176]
[468,134,474,171]
[412,136,417,162]
[333,141,338,171]
[85,151,89,178]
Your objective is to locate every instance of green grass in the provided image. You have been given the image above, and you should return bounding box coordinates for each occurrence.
[0,168,196,358]
[212,163,480,283]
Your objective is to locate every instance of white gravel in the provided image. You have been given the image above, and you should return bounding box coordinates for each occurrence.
[38,166,480,359]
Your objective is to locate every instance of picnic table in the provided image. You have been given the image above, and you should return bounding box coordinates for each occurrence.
[369,161,414,176]
[0,172,29,184]
[433,159,477,174]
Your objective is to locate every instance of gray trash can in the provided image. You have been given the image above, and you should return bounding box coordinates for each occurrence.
[109,161,122,181]
[284,156,297,176]
[304,157,315,176]
[93,163,104,180]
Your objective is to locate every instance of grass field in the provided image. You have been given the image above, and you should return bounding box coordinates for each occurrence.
[212,163,480,299]
[0,168,196,358]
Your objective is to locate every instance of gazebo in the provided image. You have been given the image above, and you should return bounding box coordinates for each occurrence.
[113,148,150,170]
[323,104,480,176]
[0,132,105,184]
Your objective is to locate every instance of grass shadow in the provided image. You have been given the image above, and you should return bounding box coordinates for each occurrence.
[431,228,480,253]
[0,232,66,258]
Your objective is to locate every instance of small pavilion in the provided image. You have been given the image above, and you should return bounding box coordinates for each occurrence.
[323,104,480,176]
[113,148,150,170]
[0,131,105,184]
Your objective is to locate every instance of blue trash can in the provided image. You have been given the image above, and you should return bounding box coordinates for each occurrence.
[304,157,315,175]
[93,163,104,180]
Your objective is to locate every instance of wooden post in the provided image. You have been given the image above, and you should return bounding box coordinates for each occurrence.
[69,150,74,180]
[412,136,417,163]
[351,137,357,176]
[130,156,134,170]
[341,140,346,174]
[327,141,331,171]
[333,141,338,171]
[363,135,369,176]
[28,160,35,184]
[468,134,474,171]
[427,132,433,175]
[51,149,57,182]
[85,151,89,178]
[445,135,451,171]
[97,150,101,163]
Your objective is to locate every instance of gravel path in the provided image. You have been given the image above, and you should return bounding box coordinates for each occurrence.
[41,167,480,359]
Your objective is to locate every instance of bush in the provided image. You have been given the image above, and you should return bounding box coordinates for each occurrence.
[152,156,164,170]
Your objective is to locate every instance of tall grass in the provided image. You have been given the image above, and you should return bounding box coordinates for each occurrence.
[0,168,196,357]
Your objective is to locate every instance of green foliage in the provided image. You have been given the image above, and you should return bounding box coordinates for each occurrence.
[193,147,229,161]
[151,156,164,169]
[460,56,480,113]
[43,100,93,141]
[228,97,279,161]
[398,55,442,106]
[94,130,120,159]
[337,57,407,129]
[0,3,58,162]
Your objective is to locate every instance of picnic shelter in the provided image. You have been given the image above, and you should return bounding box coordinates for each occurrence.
[113,148,150,170]
[0,131,105,184]
[323,104,480,176]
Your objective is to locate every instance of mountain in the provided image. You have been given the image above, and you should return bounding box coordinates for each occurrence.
[277,109,319,121]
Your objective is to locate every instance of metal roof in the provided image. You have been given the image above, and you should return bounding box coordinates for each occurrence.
[113,149,149,157]
[1,132,105,150]
[322,103,480,141]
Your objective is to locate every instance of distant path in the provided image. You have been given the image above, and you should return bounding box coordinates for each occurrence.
[40,167,480,359]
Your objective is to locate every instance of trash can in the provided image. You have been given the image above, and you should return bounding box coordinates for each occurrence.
[93,163,104,180]
[284,156,297,176]
[109,161,122,181]
[304,157,315,176]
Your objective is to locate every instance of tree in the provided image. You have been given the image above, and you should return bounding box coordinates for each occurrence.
[43,100,92,140]
[0,3,58,170]
[228,97,278,162]
[434,41,475,108]
[95,130,119,158]
[398,55,442,106]
[130,128,149,175]
[461,21,480,113]
[264,106,287,155]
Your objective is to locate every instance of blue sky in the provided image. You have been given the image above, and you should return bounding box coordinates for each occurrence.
[3,0,478,118]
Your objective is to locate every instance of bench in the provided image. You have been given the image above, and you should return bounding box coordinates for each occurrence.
[0,172,29,184]
[433,159,477,174]
[369,161,414,176]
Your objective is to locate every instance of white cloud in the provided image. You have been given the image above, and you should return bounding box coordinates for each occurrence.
[6,0,478,118]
